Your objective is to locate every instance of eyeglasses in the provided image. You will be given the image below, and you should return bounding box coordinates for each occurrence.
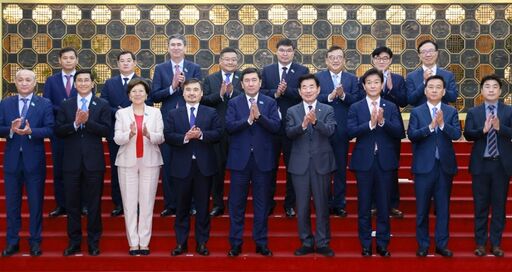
[277,48,294,54]
[327,55,344,61]
[419,49,437,55]
[373,56,390,62]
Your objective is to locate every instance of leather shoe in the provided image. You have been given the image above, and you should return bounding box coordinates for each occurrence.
[88,246,100,256]
[330,207,347,217]
[435,247,453,257]
[376,246,391,257]
[171,244,187,256]
[196,243,209,256]
[390,208,404,219]
[474,246,486,257]
[49,206,66,217]
[285,207,296,217]
[63,245,81,256]
[1,244,19,256]
[128,249,139,256]
[361,247,372,257]
[81,207,88,216]
[255,245,273,256]
[316,246,335,257]
[294,245,315,256]
[491,246,505,257]
[30,244,42,256]
[227,245,241,257]
[209,207,224,217]
[139,248,150,256]
[416,248,428,257]
[111,206,123,217]
[160,208,176,217]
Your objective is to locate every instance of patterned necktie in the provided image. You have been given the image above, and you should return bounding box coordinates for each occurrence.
[332,74,339,87]
[249,97,255,105]
[189,107,196,128]
[174,64,181,83]
[487,105,498,158]
[65,74,72,97]
[20,98,29,122]
[225,73,231,85]
[281,67,288,82]
[80,97,87,128]
[432,107,439,159]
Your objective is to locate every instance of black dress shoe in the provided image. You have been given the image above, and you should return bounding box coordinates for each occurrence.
[255,245,273,256]
[416,248,428,257]
[227,245,241,257]
[330,207,347,217]
[160,208,176,217]
[491,246,505,257]
[389,208,404,219]
[209,207,224,217]
[139,248,150,256]
[63,245,81,256]
[1,244,19,256]
[128,249,139,256]
[361,247,372,257]
[316,246,335,257]
[474,246,486,257]
[285,207,296,217]
[294,245,315,256]
[171,244,188,256]
[376,246,391,257]
[81,207,88,216]
[49,206,66,217]
[30,244,42,256]
[435,247,453,257]
[88,246,100,256]
[196,243,209,256]
[111,206,124,217]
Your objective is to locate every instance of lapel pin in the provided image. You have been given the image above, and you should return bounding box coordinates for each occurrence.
[92,101,97,106]
[259,101,264,105]
[291,69,295,73]
[184,68,188,73]
[30,102,35,106]
[234,75,239,79]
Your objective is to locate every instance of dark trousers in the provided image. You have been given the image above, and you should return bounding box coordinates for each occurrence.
[64,168,104,247]
[228,154,271,247]
[107,138,122,208]
[355,158,392,249]
[174,160,212,245]
[414,160,453,250]
[161,144,176,209]
[211,134,228,210]
[4,153,45,246]
[270,133,295,210]
[329,136,348,209]
[372,140,401,210]
[50,136,65,208]
[472,159,510,247]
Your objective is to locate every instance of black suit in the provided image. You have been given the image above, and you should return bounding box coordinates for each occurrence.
[464,102,512,247]
[55,95,111,248]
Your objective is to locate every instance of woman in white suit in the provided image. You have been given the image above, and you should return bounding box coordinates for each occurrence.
[114,78,164,255]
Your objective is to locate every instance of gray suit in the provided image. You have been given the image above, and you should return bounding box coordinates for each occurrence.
[286,101,337,248]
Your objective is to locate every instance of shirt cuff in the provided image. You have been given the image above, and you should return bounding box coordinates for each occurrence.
[369,121,376,130]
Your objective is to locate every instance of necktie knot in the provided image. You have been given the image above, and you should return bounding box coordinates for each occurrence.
[190,107,195,114]
[225,73,231,84]
[123,77,129,85]
[249,97,255,104]
[308,105,313,111]
[175,64,180,72]
[488,105,496,115]
[21,98,28,104]
[371,101,378,107]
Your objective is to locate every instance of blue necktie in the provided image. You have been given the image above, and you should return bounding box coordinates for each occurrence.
[487,105,498,158]
[80,98,87,128]
[20,98,29,121]
[189,107,196,128]
[225,73,231,85]
[432,107,439,159]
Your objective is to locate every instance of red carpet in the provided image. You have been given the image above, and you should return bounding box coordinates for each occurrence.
[0,140,511,271]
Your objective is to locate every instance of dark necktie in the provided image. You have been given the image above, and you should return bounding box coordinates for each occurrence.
[487,105,498,158]
[432,107,439,159]
[189,107,196,128]
[123,77,129,86]
[281,67,288,82]
[65,74,72,97]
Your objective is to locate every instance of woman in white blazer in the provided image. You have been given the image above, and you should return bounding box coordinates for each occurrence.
[114,78,164,255]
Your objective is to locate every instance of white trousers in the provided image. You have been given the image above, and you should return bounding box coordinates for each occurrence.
[118,159,160,247]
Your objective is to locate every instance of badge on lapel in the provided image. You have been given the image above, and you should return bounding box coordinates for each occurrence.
[184,68,188,73]
[30,102,35,107]
[259,101,264,105]
[290,69,295,74]
[92,101,97,106]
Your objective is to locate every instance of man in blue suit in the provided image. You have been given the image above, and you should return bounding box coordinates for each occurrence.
[464,74,512,257]
[0,69,54,257]
[348,68,403,257]
[261,38,309,217]
[151,34,202,217]
[406,40,458,107]
[225,68,281,257]
[43,47,78,217]
[166,78,222,256]
[316,45,364,217]
[407,75,461,258]
[201,47,243,217]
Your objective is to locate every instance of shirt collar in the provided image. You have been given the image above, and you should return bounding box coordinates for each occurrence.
[329,70,342,78]
[186,103,199,111]
[120,72,135,80]
[171,60,184,69]
[62,70,76,78]
[246,93,259,103]
[19,93,34,101]
[366,96,380,107]
[303,100,317,111]
[77,92,93,105]
[427,101,441,111]
[422,65,437,75]
[278,62,292,71]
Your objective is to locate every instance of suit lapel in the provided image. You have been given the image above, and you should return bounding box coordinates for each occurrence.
[24,95,38,121]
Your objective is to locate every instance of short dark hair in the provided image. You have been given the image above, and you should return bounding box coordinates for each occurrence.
[241,67,261,80]
[74,70,94,82]
[117,51,136,61]
[59,47,77,58]
[325,45,344,58]
[371,46,393,58]
[480,74,502,89]
[126,78,151,96]
[425,75,445,89]
[276,38,295,49]
[220,47,237,58]
[360,68,384,84]
[168,34,186,46]
[298,74,319,88]
[183,78,202,89]
[417,40,438,53]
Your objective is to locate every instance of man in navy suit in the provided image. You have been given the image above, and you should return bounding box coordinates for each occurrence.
[316,45,363,217]
[406,40,458,107]
[0,69,54,256]
[464,74,512,257]
[348,68,403,257]
[368,46,407,218]
[201,47,242,217]
[225,68,281,257]
[166,79,222,256]
[56,70,111,256]
[151,34,202,217]
[261,38,309,217]
[407,75,461,258]
[43,47,78,217]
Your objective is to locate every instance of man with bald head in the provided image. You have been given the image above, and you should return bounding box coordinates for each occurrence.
[0,69,54,256]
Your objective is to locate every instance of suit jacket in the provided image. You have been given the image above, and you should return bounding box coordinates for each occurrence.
[464,102,512,176]
[0,95,54,174]
[406,67,458,107]
[347,98,404,172]
[55,96,111,172]
[286,102,337,175]
[225,94,281,172]
[150,60,202,117]
[201,70,242,125]
[113,105,164,168]
[407,102,461,175]
[43,72,78,115]
[379,73,408,108]
[165,105,223,178]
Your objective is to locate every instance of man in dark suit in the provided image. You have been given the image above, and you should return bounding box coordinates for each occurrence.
[151,34,202,217]
[261,38,309,217]
[0,69,54,257]
[201,47,242,217]
[286,74,336,257]
[166,78,222,256]
[43,47,78,217]
[407,75,461,258]
[55,70,111,256]
[316,45,363,217]
[348,68,404,257]
[368,46,407,218]
[225,68,280,257]
[406,40,458,107]
[463,74,512,257]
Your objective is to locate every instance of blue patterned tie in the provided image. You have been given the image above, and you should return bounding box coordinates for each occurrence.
[281,67,288,82]
[20,98,29,121]
[487,105,498,158]
[189,107,196,128]
[80,97,87,128]
[432,107,439,159]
